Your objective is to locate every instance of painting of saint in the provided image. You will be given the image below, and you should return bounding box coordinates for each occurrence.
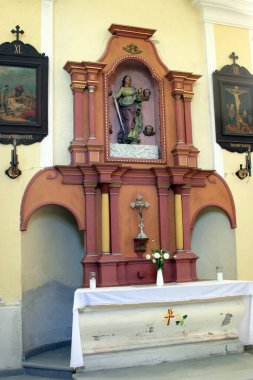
[0,65,37,125]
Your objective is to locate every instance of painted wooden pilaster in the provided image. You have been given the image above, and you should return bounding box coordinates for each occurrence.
[181,186,192,251]
[175,193,184,250]
[152,168,170,250]
[109,185,121,255]
[87,85,96,140]
[183,95,193,145]
[100,184,110,255]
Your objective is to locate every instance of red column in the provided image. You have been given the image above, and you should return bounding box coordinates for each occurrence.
[152,168,170,250]
[83,185,97,256]
[109,185,121,255]
[64,62,86,141]
[87,85,96,140]
[174,94,186,144]
[181,186,191,250]
[171,185,198,282]
[183,95,193,146]
[72,84,85,140]
[83,62,106,142]
[157,187,170,249]
[79,167,98,287]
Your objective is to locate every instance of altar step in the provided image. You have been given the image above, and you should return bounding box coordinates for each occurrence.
[73,351,253,380]
[22,343,74,379]
[1,348,253,379]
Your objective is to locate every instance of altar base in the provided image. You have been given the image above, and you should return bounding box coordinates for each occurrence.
[73,339,243,375]
[70,281,253,374]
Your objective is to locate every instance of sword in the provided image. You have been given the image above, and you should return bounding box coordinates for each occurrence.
[113,95,125,134]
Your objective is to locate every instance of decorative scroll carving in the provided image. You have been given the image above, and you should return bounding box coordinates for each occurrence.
[123,43,143,54]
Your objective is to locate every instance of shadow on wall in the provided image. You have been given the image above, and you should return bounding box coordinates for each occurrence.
[21,205,84,355]
[191,206,237,281]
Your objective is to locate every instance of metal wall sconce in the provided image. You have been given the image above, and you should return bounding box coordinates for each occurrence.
[5,139,22,179]
[236,146,251,180]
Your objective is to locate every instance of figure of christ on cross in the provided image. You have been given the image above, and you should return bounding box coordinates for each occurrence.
[225,86,247,116]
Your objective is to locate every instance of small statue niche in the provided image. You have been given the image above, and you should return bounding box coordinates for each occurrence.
[107,59,162,160]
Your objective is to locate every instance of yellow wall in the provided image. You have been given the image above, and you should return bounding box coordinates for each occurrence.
[0,0,41,302]
[214,25,253,279]
[53,0,212,168]
[2,0,253,305]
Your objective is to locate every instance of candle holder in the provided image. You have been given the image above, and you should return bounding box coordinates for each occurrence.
[216,266,223,281]
[5,139,21,179]
[89,272,96,289]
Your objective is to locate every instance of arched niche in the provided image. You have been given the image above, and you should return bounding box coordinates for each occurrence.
[106,58,163,157]
[191,206,237,281]
[20,168,85,232]
[22,204,84,355]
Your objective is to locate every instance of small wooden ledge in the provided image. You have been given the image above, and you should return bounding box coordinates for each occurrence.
[109,24,156,40]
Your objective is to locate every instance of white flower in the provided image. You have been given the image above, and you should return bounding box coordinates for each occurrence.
[163,252,169,260]
[146,254,151,260]
[154,252,161,259]
[152,259,156,264]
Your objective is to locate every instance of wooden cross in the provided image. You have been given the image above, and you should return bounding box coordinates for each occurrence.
[229,52,239,65]
[11,25,24,41]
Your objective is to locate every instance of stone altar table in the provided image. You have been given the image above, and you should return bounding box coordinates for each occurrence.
[71,281,253,374]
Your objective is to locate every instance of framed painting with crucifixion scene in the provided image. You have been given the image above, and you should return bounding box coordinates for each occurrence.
[213,52,253,153]
[0,25,48,145]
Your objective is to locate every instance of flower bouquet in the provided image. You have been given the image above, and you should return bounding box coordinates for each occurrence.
[146,242,170,286]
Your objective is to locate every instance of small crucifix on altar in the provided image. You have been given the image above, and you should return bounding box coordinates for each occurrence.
[130,194,150,253]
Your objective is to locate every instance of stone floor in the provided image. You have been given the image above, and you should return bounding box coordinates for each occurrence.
[1,351,253,380]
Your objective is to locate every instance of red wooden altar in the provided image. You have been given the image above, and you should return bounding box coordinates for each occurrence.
[20,24,236,287]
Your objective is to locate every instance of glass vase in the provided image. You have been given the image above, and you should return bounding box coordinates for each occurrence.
[156,268,164,286]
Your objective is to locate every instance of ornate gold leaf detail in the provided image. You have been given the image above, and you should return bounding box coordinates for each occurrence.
[123,43,143,54]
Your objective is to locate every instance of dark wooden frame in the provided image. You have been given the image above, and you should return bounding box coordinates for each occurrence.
[213,61,253,153]
[0,39,48,145]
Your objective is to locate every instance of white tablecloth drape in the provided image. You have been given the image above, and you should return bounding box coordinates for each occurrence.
[70,280,253,368]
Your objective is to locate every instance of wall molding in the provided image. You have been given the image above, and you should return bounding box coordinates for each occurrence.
[192,0,253,29]
[40,0,54,167]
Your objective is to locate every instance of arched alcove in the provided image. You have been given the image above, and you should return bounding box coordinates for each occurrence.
[191,206,237,281]
[21,205,84,356]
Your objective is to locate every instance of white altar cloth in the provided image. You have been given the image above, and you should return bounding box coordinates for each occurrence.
[70,280,253,368]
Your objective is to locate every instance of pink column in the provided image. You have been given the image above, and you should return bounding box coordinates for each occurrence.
[157,187,170,249]
[81,183,98,288]
[84,185,97,256]
[72,85,85,140]
[174,94,186,144]
[181,186,191,250]
[87,85,96,139]
[109,185,121,255]
[152,168,170,250]
[183,95,193,146]
[80,167,98,256]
